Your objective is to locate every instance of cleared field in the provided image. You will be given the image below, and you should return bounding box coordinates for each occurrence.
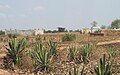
[0,32,120,75]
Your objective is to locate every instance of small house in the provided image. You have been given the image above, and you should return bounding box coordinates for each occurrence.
[5,29,44,36]
[34,29,44,35]
[91,25,101,33]
[82,28,90,34]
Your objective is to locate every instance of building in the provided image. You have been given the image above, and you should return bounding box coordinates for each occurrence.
[91,25,101,33]
[20,30,34,36]
[34,29,44,35]
[82,28,90,34]
[5,29,20,35]
[5,29,44,36]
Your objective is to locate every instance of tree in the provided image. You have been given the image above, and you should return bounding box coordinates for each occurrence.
[101,25,106,29]
[58,27,65,32]
[91,21,98,27]
[111,19,120,29]
[0,30,5,35]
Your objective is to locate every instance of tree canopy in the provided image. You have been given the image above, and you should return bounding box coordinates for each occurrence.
[111,19,120,29]
[91,21,98,27]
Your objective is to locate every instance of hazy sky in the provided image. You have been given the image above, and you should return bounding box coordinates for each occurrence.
[0,0,120,30]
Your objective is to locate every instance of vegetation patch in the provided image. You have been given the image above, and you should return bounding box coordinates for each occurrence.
[62,33,76,42]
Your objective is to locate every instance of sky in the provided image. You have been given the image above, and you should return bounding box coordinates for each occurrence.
[0,0,120,30]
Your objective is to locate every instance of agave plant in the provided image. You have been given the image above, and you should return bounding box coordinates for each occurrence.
[69,66,84,75]
[48,40,57,56]
[82,44,92,64]
[108,47,116,59]
[94,54,112,75]
[8,34,17,39]
[35,35,42,42]
[62,33,76,42]
[5,38,27,67]
[30,42,52,72]
[68,46,78,62]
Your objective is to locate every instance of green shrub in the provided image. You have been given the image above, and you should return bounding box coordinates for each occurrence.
[48,40,57,56]
[68,46,78,62]
[0,37,3,42]
[30,42,52,72]
[35,35,42,42]
[8,34,18,39]
[0,30,5,35]
[108,47,116,59]
[4,38,27,69]
[62,33,76,42]
[81,44,92,64]
[94,54,112,75]
[94,30,102,33]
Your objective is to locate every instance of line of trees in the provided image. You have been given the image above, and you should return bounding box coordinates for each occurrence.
[93,19,120,29]
[44,27,81,33]
[111,19,120,29]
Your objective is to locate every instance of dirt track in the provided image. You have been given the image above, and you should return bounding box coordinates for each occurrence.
[97,40,120,46]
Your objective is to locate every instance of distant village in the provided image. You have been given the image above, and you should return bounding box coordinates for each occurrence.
[0,21,120,36]
[4,29,44,36]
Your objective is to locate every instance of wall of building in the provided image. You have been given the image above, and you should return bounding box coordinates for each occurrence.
[5,29,44,36]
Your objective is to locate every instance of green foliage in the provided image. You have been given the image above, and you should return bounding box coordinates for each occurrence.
[30,42,52,71]
[8,34,18,39]
[82,44,92,64]
[69,66,84,75]
[94,30,102,33]
[101,25,106,29]
[48,40,57,56]
[35,35,42,42]
[58,27,66,32]
[111,19,120,29]
[0,30,5,35]
[44,30,52,33]
[5,38,27,68]
[91,21,98,27]
[0,37,3,42]
[62,33,76,42]
[108,47,116,59]
[68,46,78,62]
[94,54,112,75]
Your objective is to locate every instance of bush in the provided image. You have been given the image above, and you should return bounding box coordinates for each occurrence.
[81,44,92,64]
[62,33,76,42]
[35,35,42,42]
[8,34,18,39]
[94,30,102,33]
[48,40,57,56]
[111,19,120,29]
[108,47,116,59]
[0,30,5,35]
[58,27,66,32]
[68,46,78,62]
[4,38,28,69]
[30,42,52,72]
[94,54,112,75]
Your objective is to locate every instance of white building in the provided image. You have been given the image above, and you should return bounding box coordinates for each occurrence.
[82,28,90,34]
[91,25,101,33]
[34,29,44,35]
[5,29,44,36]
[5,29,20,35]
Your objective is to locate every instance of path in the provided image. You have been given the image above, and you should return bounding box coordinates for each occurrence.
[97,40,120,46]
